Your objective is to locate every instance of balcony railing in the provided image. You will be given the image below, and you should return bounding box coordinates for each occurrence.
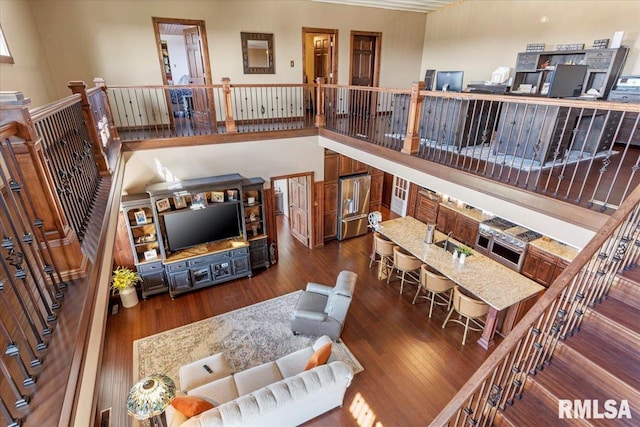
[107,79,316,141]
[319,83,640,214]
[104,78,639,215]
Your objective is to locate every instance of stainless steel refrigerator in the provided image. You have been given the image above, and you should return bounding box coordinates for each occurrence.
[337,174,371,240]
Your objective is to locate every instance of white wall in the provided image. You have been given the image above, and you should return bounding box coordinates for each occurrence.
[0,0,57,106]
[421,0,640,86]
[122,137,325,194]
[27,0,426,101]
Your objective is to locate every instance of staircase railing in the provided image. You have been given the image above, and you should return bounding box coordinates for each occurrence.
[321,82,640,214]
[0,87,116,426]
[29,90,108,243]
[430,181,640,426]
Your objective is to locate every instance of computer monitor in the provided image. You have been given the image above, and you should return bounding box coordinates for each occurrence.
[547,64,588,98]
[424,69,436,90]
[436,71,464,92]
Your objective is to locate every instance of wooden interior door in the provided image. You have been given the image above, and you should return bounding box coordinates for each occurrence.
[184,27,213,128]
[288,176,311,248]
[314,35,331,82]
[350,33,380,138]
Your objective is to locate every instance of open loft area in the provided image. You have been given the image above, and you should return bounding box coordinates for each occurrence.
[0,1,639,426]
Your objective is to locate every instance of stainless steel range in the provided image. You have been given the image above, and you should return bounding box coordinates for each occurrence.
[475,217,542,272]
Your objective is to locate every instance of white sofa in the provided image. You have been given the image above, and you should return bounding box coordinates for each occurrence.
[166,336,354,427]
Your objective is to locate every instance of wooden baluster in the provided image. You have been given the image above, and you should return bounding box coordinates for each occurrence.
[402,81,425,155]
[221,77,237,133]
[0,396,21,427]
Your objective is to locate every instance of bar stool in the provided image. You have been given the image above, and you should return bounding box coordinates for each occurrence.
[388,246,422,295]
[442,285,490,345]
[413,265,455,318]
[369,233,396,279]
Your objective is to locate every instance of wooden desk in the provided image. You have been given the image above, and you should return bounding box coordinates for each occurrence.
[377,216,544,349]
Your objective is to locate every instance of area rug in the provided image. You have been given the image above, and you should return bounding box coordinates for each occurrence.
[133,291,363,392]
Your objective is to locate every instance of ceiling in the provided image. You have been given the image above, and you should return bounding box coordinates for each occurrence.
[158,23,196,36]
[158,1,460,37]
[310,0,462,14]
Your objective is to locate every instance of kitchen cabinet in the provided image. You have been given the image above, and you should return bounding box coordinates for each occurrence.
[368,167,383,213]
[551,258,570,283]
[324,151,340,182]
[323,150,340,240]
[436,205,457,234]
[522,245,570,288]
[453,215,479,247]
[414,190,440,225]
[339,155,367,176]
[436,204,479,247]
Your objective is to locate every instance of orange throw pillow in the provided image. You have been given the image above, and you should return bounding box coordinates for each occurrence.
[171,395,214,418]
[304,342,332,370]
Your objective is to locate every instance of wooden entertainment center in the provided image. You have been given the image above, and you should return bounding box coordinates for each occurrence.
[121,173,269,298]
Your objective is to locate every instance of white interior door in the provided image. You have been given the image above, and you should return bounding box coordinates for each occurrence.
[390,176,409,217]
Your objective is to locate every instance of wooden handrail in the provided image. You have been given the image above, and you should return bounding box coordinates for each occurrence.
[29,93,82,121]
[430,181,640,425]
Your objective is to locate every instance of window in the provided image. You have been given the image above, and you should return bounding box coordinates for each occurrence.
[0,24,14,64]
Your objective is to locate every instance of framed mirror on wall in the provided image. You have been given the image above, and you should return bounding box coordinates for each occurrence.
[241,32,274,74]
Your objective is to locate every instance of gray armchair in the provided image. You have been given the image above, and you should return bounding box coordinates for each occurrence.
[290,270,357,341]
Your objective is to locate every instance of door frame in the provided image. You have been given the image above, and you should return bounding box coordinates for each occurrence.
[152,17,212,87]
[349,30,382,87]
[270,172,315,250]
[301,27,339,85]
[152,17,214,129]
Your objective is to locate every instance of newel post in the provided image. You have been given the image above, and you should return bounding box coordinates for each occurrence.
[221,77,237,133]
[68,81,110,175]
[402,81,426,155]
[0,92,87,280]
[93,77,121,146]
[315,77,326,127]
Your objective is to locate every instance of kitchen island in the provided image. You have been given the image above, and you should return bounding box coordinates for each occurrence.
[377,216,545,349]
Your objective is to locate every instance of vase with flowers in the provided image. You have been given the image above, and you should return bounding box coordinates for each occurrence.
[111,266,141,308]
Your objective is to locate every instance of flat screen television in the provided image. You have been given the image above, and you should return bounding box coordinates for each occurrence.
[436,71,464,92]
[547,64,588,98]
[162,202,241,252]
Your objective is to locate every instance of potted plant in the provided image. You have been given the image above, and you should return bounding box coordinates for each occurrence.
[111,266,141,308]
[456,245,473,264]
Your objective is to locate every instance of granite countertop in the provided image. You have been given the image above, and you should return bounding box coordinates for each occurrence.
[529,238,579,262]
[377,216,544,311]
[439,201,494,223]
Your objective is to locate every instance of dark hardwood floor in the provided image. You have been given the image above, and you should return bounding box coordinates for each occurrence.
[98,212,497,426]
